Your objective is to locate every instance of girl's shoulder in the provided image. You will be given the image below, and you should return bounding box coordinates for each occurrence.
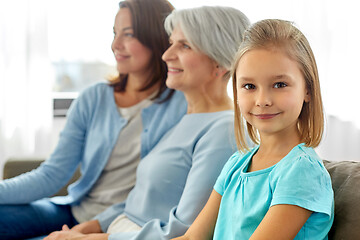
[272,144,331,183]
[286,144,325,169]
[270,144,334,219]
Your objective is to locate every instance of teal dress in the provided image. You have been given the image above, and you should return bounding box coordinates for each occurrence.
[213,143,334,240]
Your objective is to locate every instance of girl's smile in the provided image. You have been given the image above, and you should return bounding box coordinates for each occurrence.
[236,48,310,137]
[252,113,281,120]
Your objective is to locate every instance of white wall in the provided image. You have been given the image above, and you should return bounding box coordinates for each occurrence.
[0,118,66,179]
[316,115,360,162]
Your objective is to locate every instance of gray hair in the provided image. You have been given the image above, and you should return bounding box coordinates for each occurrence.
[164,6,250,71]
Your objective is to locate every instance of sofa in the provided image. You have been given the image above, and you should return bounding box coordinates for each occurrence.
[2,158,360,239]
[323,160,360,240]
[2,158,80,197]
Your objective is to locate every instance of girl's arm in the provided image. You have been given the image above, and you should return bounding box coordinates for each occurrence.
[172,190,222,240]
[250,204,312,240]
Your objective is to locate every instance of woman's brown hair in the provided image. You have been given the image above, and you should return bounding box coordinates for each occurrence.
[110,0,175,102]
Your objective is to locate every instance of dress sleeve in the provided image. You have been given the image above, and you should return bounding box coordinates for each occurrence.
[108,120,236,240]
[0,87,92,204]
[213,152,240,196]
[270,155,333,218]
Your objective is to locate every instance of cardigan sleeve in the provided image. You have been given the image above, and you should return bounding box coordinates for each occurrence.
[108,118,236,240]
[94,201,126,233]
[0,86,92,204]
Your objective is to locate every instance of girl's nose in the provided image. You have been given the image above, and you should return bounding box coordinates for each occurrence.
[256,90,272,107]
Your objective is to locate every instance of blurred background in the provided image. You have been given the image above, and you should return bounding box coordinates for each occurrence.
[1,0,359,178]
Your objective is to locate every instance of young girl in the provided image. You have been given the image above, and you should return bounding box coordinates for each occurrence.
[173,19,334,240]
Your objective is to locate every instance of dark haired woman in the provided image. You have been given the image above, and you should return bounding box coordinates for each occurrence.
[0,0,186,239]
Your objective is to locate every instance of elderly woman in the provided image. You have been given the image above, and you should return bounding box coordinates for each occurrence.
[44,6,250,240]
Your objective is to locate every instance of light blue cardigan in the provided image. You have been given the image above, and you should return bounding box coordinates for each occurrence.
[0,82,187,205]
[97,111,236,239]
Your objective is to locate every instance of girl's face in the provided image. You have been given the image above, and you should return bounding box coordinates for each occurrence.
[112,8,153,76]
[236,48,310,137]
[162,26,217,93]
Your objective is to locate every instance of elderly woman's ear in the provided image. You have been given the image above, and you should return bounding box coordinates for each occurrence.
[215,65,228,79]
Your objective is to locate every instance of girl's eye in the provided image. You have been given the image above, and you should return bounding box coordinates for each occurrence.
[274,82,287,88]
[243,83,255,90]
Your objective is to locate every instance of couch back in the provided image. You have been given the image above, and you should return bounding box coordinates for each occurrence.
[3,158,80,196]
[324,160,360,240]
[3,158,360,238]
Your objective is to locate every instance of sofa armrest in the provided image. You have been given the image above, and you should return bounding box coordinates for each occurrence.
[3,158,80,197]
[323,160,360,240]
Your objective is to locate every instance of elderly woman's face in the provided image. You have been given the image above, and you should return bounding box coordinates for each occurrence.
[162,26,217,93]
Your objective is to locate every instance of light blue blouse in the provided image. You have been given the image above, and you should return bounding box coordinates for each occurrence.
[95,111,237,240]
[213,144,334,240]
[0,82,187,205]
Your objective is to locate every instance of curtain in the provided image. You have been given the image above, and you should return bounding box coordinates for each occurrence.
[0,0,53,178]
[317,115,360,161]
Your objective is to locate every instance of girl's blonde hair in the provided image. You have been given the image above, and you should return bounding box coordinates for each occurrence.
[232,19,324,152]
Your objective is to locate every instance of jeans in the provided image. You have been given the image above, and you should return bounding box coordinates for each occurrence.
[0,199,78,240]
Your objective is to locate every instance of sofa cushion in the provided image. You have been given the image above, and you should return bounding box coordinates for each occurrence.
[3,158,80,196]
[323,160,360,240]
[3,158,44,179]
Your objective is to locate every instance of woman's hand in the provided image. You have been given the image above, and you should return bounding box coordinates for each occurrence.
[43,224,109,240]
[43,225,87,240]
[70,219,103,234]
[43,220,105,240]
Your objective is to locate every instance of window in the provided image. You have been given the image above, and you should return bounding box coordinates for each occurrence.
[48,0,360,128]
[48,0,118,94]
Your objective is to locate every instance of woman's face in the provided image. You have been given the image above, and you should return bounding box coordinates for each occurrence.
[162,26,217,93]
[112,8,152,76]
